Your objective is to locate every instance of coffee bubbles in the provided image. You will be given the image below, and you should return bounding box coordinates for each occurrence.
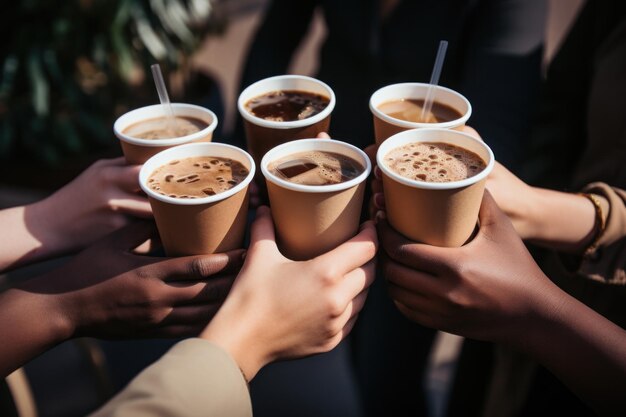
[245,90,330,122]
[148,156,249,198]
[385,142,486,183]
[269,151,364,186]
[123,116,208,140]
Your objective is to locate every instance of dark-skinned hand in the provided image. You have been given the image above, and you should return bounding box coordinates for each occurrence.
[16,221,244,340]
[378,191,558,345]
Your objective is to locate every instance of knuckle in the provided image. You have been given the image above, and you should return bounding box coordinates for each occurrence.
[317,264,340,286]
[189,258,212,278]
[388,242,410,262]
[321,333,342,352]
[325,294,345,318]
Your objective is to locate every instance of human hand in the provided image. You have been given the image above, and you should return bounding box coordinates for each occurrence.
[21,220,244,340]
[485,161,540,239]
[201,206,378,380]
[29,157,152,256]
[379,191,560,345]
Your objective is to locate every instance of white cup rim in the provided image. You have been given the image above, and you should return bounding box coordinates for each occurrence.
[237,75,336,129]
[376,128,494,190]
[369,83,472,129]
[139,142,255,205]
[114,103,218,147]
[261,138,372,193]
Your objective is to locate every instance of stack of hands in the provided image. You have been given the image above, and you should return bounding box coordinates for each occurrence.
[0,128,623,416]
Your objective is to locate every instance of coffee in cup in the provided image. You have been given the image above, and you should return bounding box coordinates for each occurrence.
[377,128,494,247]
[261,138,371,261]
[238,75,336,169]
[140,142,254,256]
[369,83,471,145]
[123,116,208,140]
[245,90,330,122]
[115,103,218,164]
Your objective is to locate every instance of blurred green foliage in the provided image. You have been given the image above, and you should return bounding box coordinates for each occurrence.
[0,0,222,166]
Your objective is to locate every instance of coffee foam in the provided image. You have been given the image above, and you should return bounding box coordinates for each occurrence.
[124,116,208,140]
[384,142,485,183]
[245,90,330,122]
[268,151,364,185]
[148,156,249,198]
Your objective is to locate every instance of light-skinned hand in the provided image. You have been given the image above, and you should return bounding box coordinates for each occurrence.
[36,157,152,250]
[201,205,378,380]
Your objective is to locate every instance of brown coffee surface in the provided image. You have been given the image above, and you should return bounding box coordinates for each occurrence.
[246,90,330,122]
[378,99,463,123]
[385,142,485,183]
[269,151,363,185]
[124,116,208,140]
[148,156,249,198]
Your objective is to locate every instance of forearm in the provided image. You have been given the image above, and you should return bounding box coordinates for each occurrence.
[524,187,605,253]
[522,285,626,416]
[0,203,57,271]
[0,287,72,377]
[199,300,267,382]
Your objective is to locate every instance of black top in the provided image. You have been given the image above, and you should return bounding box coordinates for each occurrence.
[234,0,546,172]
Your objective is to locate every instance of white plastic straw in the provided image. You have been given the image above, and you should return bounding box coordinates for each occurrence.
[420,40,448,123]
[150,63,179,135]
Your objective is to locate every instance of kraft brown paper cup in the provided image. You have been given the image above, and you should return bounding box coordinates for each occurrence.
[369,83,471,145]
[115,103,218,164]
[238,75,336,168]
[377,128,494,247]
[139,142,254,256]
[261,138,371,261]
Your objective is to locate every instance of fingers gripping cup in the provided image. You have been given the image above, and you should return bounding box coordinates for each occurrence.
[261,138,371,261]
[377,128,494,247]
[369,83,471,145]
[115,103,218,164]
[238,75,336,168]
[140,142,255,256]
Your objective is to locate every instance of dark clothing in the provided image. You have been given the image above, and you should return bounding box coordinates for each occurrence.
[235,0,546,173]
[470,2,626,416]
[235,1,546,416]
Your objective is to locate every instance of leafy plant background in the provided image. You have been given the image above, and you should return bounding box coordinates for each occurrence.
[0,0,223,174]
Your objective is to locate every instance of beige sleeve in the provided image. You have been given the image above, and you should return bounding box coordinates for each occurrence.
[90,339,252,417]
[579,182,626,285]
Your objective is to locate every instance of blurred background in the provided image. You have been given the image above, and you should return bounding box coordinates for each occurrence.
[0,1,585,416]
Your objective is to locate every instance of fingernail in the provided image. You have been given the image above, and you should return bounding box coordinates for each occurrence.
[374,166,382,179]
[375,210,386,222]
[374,193,385,209]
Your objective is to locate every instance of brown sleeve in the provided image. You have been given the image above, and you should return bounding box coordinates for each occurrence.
[89,339,252,417]
[579,182,626,285]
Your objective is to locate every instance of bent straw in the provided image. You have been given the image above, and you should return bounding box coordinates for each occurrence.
[150,63,179,136]
[420,40,448,123]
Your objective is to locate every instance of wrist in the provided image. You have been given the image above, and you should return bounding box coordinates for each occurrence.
[199,299,269,381]
[0,286,75,376]
[21,273,77,342]
[510,277,569,356]
[27,198,68,256]
[520,186,548,241]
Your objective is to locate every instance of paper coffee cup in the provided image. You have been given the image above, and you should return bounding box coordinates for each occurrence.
[139,142,254,256]
[369,83,471,145]
[115,103,218,164]
[261,138,371,261]
[238,75,336,167]
[377,128,494,247]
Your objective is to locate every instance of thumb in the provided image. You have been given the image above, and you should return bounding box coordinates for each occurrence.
[249,206,278,250]
[477,190,516,235]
